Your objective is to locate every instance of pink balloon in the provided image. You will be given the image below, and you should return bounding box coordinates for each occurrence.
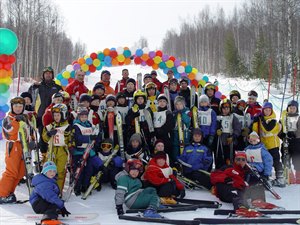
[215,91,222,99]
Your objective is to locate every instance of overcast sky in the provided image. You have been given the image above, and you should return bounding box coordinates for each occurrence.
[54,0,244,53]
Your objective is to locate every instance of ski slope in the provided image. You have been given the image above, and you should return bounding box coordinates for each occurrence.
[0,65,300,225]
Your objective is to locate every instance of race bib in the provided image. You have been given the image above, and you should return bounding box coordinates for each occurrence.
[198,109,212,126]
[246,148,263,163]
[153,111,167,128]
[53,125,68,147]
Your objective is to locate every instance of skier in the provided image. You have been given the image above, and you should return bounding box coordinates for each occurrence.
[153,139,170,165]
[30,161,71,224]
[42,103,70,192]
[150,70,162,92]
[70,105,102,196]
[168,78,179,111]
[178,77,191,108]
[0,97,31,203]
[152,94,175,158]
[215,99,242,168]
[90,94,101,114]
[115,92,129,149]
[161,69,179,93]
[204,83,221,115]
[21,91,37,130]
[125,133,150,164]
[142,73,153,91]
[115,68,130,94]
[229,90,241,108]
[145,82,158,112]
[252,101,285,187]
[143,151,185,204]
[122,78,136,108]
[115,159,162,218]
[246,90,262,121]
[177,128,213,189]
[92,82,107,116]
[98,70,115,95]
[42,92,65,127]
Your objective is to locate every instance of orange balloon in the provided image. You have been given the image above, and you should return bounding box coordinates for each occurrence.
[111,58,118,66]
[103,48,110,56]
[124,47,129,50]
[141,53,149,61]
[0,69,8,78]
[181,61,187,67]
[78,57,85,65]
[188,72,195,80]
[152,64,159,70]
[7,69,13,77]
[124,58,131,65]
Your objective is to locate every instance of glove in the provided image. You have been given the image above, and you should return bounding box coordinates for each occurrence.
[116,204,124,215]
[224,177,233,184]
[242,127,249,137]
[60,207,71,217]
[15,115,26,122]
[47,129,57,137]
[227,137,233,144]
[287,131,296,139]
[279,132,286,139]
[28,141,36,151]
[207,135,214,147]
[216,129,222,136]
[132,104,139,113]
[179,189,186,199]
[90,135,98,141]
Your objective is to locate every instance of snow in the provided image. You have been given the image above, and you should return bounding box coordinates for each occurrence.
[1,65,300,225]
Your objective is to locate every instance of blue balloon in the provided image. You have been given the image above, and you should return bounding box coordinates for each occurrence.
[135,49,143,57]
[70,71,75,78]
[57,73,63,80]
[85,57,93,65]
[85,71,91,76]
[61,78,68,86]
[104,56,112,64]
[163,68,169,74]
[110,47,116,51]
[0,104,9,113]
[174,73,181,79]
[0,96,8,106]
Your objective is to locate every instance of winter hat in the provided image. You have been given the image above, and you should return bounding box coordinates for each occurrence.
[91,94,101,102]
[77,104,89,116]
[174,96,185,106]
[151,70,157,76]
[143,73,152,80]
[116,92,126,101]
[287,100,299,111]
[169,78,178,86]
[180,77,189,84]
[20,92,33,103]
[199,94,209,104]
[249,131,259,139]
[262,102,273,110]
[229,90,241,100]
[234,151,247,159]
[93,83,105,92]
[126,78,136,86]
[129,133,142,145]
[192,128,202,136]
[153,151,167,161]
[154,139,164,147]
[42,161,57,175]
[157,94,168,103]
[79,93,92,103]
[105,94,116,104]
[125,159,144,173]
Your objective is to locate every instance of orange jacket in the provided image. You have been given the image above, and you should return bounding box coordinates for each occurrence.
[98,81,115,95]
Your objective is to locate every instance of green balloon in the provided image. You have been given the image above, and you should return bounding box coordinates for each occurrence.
[0,28,19,55]
[0,84,9,93]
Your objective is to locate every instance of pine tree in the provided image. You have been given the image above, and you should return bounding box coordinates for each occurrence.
[251,35,269,80]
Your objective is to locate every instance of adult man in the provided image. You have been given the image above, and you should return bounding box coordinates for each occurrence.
[151,70,162,92]
[161,70,179,93]
[99,70,115,95]
[115,68,129,94]
[28,66,62,154]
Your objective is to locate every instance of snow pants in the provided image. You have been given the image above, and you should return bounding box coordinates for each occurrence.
[0,141,25,197]
[52,146,68,192]
[32,196,59,220]
[130,187,160,210]
[184,170,212,190]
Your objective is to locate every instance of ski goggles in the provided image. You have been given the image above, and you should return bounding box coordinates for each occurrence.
[43,66,54,73]
[101,143,112,151]
[235,157,246,162]
[52,107,62,113]
[10,97,25,105]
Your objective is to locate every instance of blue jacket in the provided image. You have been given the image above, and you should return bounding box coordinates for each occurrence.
[245,143,273,176]
[72,119,97,157]
[178,142,213,173]
[29,174,64,209]
[198,106,217,138]
[173,107,191,145]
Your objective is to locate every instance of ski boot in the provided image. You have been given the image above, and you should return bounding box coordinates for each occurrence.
[0,193,16,204]
[235,206,264,218]
[160,197,177,205]
[143,207,162,218]
[272,170,286,188]
[251,199,284,210]
[38,220,63,225]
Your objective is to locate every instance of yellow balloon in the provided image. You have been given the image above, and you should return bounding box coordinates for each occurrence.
[192,68,198,74]
[62,71,71,79]
[117,54,125,62]
[1,77,12,85]
[93,59,101,67]
[198,79,206,88]
[81,64,89,72]
[55,79,61,85]
[166,60,174,68]
[83,55,89,59]
[153,56,162,64]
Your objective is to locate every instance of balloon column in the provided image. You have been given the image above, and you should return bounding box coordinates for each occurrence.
[0,28,19,140]
[55,47,225,99]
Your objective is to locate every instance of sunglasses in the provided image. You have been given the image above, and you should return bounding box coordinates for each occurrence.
[235,157,246,162]
[101,143,112,150]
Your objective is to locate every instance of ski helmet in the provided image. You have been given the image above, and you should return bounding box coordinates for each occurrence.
[236,99,247,110]
[219,99,232,112]
[76,104,89,116]
[180,77,189,84]
[42,66,54,79]
[79,93,92,103]
[125,159,144,174]
[133,90,147,103]
[10,97,25,114]
[145,82,157,90]
[101,138,113,152]
[51,103,68,121]
[287,100,299,112]
[157,94,168,103]
[105,94,117,104]
[229,90,241,100]
[116,92,126,101]
[248,90,258,98]
[51,92,64,103]
[204,83,216,94]
[60,91,70,105]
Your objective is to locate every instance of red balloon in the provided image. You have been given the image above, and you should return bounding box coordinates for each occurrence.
[156,50,163,57]
[0,63,3,69]
[90,52,97,60]
[109,50,118,58]
[146,58,154,66]
[191,80,198,87]
[134,57,142,64]
[169,56,176,61]
[8,55,16,64]
[221,95,227,100]
[4,63,11,70]
[89,65,96,73]
[72,60,78,65]
[68,78,74,83]
[215,86,219,92]
[118,62,124,66]
[0,54,9,63]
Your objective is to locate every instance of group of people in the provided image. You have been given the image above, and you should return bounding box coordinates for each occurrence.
[0,66,299,222]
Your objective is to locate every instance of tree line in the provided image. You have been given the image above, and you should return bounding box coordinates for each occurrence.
[161,0,300,87]
[0,0,86,80]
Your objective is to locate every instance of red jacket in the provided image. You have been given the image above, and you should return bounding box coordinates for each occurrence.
[144,158,184,190]
[246,102,262,119]
[65,80,89,100]
[160,80,180,93]
[152,77,162,92]
[114,78,128,94]
[42,103,55,126]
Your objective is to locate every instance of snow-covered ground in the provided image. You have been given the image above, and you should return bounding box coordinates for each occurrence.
[1,65,300,225]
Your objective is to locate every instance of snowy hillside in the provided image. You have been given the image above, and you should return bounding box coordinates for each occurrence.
[1,66,299,225]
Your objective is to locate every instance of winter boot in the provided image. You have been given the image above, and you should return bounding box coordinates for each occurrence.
[0,193,16,204]
[295,171,300,184]
[143,207,162,218]
[272,170,286,188]
[160,197,177,205]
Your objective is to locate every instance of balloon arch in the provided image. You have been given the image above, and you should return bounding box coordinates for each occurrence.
[54,46,224,100]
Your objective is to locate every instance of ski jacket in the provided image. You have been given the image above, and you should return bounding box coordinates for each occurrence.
[245,143,273,176]
[65,79,89,99]
[280,110,300,138]
[99,151,123,168]
[178,142,212,173]
[30,174,64,209]
[98,80,114,95]
[172,107,191,145]
[217,114,242,146]
[42,120,70,148]
[246,102,262,120]
[28,81,62,118]
[178,88,191,108]
[161,80,180,93]
[125,144,149,163]
[252,111,281,149]
[198,106,217,137]
[123,89,135,108]
[169,90,179,111]
[153,107,175,139]
[115,78,128,94]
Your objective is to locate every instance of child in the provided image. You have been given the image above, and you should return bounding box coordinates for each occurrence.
[0,97,30,203]
[152,94,175,157]
[204,83,221,115]
[280,100,300,184]
[197,94,217,148]
[168,78,179,111]
[216,99,242,168]
[42,103,70,192]
[229,90,241,108]
[97,138,123,189]
[92,82,107,117]
[125,133,150,164]
[246,90,262,121]
[142,73,153,91]
[172,96,191,163]
[70,105,102,195]
[145,82,158,112]
[42,92,64,127]
[178,77,191,108]
[153,139,170,165]
[30,161,70,223]
[115,159,162,218]
[123,78,136,108]
[143,152,185,204]
[177,128,213,189]
[78,93,100,126]
[252,102,285,187]
[116,92,129,149]
[90,94,101,113]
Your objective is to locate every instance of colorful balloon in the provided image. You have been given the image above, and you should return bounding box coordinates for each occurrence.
[0,28,19,54]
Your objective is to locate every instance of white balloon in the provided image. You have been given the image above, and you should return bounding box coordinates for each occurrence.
[177,65,185,74]
[196,72,202,81]
[66,65,73,72]
[116,47,124,55]
[142,47,149,54]
[130,46,137,55]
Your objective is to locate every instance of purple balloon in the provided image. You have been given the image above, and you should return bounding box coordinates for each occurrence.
[73,63,80,70]
[0,134,2,140]
[148,51,156,58]
[0,111,6,120]
[174,59,181,67]
[215,91,222,99]
[141,61,147,66]
[162,54,169,62]
[181,72,187,77]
